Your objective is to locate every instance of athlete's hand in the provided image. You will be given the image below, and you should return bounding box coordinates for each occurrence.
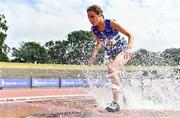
[124,48,133,60]
[88,56,95,66]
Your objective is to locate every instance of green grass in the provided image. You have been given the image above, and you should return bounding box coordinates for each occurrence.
[0,62,106,70]
[0,62,179,78]
[0,62,179,71]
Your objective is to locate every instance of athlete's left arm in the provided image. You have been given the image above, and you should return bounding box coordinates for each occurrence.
[110,20,134,49]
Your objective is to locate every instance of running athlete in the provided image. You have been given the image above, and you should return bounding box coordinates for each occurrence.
[87,5,134,112]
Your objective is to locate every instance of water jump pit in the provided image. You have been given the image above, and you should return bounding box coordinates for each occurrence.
[0,88,180,118]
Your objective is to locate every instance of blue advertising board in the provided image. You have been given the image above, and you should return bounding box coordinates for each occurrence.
[61,78,88,87]
[0,78,89,88]
[32,79,59,87]
[0,79,30,88]
[0,79,3,87]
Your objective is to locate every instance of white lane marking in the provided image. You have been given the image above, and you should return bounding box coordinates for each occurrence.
[0,94,93,104]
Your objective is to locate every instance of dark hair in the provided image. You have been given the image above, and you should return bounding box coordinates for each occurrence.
[87,5,104,19]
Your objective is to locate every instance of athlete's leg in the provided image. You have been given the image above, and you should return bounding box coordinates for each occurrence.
[106,52,129,112]
[108,53,124,102]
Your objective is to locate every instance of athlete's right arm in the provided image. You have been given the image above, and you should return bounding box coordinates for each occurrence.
[91,39,102,58]
[88,39,102,65]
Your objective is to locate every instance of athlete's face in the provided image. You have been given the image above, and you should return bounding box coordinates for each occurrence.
[87,11,101,26]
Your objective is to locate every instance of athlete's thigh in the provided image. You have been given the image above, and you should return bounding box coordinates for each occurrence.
[111,52,127,68]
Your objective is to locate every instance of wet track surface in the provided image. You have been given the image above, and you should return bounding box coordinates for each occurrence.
[0,88,180,118]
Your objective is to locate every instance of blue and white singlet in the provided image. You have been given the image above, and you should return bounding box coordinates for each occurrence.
[91,19,128,59]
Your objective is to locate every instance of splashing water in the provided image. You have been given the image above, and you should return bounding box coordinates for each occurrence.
[83,66,180,111]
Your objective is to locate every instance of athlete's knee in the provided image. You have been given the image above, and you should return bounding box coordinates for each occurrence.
[108,65,117,74]
[107,66,119,78]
